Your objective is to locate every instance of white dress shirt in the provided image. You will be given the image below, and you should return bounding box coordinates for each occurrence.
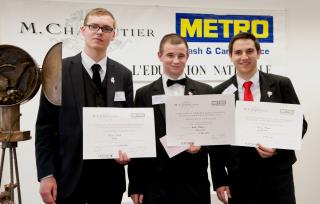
[237,70,261,101]
[162,73,186,96]
[81,51,107,82]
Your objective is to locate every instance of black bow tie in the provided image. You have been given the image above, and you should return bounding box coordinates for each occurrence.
[166,78,187,87]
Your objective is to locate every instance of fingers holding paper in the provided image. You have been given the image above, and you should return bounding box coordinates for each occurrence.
[186,143,201,154]
[256,144,276,158]
[115,150,131,164]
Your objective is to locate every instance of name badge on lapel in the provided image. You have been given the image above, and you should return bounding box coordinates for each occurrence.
[152,95,167,105]
[114,91,126,102]
[222,84,237,94]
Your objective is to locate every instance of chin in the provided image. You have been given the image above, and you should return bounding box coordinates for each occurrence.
[92,45,106,50]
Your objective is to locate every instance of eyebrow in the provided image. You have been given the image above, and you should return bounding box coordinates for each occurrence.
[87,23,113,27]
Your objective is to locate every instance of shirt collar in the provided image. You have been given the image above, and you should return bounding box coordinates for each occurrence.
[237,70,259,89]
[81,51,107,74]
[162,73,186,88]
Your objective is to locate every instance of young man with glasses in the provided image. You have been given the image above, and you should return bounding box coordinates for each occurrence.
[35,8,133,204]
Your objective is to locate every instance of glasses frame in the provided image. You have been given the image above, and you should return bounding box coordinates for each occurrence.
[84,24,114,33]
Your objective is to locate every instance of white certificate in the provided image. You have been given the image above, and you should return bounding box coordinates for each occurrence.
[83,107,156,159]
[166,94,235,146]
[234,101,303,150]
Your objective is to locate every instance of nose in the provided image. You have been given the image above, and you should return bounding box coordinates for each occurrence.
[96,27,103,33]
[173,56,180,63]
[240,53,249,60]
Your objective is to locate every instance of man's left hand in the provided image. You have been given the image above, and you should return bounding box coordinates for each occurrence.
[255,144,276,158]
[186,143,201,154]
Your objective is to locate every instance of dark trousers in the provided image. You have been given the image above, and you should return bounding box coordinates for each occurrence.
[142,176,211,204]
[57,161,124,204]
[228,165,295,204]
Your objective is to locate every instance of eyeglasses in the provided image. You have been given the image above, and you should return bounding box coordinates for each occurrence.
[85,24,114,33]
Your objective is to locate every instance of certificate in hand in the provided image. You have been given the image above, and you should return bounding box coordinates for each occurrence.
[83,107,156,159]
[234,101,303,150]
[166,94,235,146]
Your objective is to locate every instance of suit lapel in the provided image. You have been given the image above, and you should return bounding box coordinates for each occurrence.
[105,58,116,106]
[151,78,166,120]
[68,53,85,123]
[184,77,196,95]
[259,71,275,102]
[229,75,239,101]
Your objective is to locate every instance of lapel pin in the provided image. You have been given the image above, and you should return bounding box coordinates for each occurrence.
[111,77,115,84]
[267,91,272,97]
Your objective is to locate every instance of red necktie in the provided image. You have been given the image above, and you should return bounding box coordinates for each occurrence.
[243,81,253,101]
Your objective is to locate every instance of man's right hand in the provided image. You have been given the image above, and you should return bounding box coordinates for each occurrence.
[39,176,57,204]
[130,194,144,204]
[115,150,131,165]
[216,186,231,204]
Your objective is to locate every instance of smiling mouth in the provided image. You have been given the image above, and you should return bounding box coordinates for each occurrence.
[93,38,103,42]
[239,62,250,65]
[171,66,182,69]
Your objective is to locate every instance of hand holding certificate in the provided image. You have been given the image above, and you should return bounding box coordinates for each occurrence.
[83,107,156,159]
[234,101,303,150]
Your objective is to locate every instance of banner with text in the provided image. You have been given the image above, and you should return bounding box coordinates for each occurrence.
[1,1,286,82]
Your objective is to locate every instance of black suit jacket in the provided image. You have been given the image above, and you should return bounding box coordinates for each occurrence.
[128,77,214,204]
[209,71,308,190]
[35,53,133,198]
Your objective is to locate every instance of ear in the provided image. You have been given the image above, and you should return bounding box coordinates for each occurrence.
[257,49,261,59]
[80,26,85,32]
[157,51,162,60]
[110,30,116,41]
[79,26,85,37]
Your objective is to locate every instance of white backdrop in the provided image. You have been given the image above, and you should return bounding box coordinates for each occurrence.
[1,1,287,82]
[0,0,319,204]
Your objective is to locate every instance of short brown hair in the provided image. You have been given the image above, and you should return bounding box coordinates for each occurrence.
[228,32,260,55]
[159,33,189,54]
[83,8,116,28]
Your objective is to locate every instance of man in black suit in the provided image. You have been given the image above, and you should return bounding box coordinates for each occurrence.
[210,32,308,204]
[128,33,213,204]
[35,8,133,204]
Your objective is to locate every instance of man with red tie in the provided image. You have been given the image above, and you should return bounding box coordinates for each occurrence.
[210,32,308,204]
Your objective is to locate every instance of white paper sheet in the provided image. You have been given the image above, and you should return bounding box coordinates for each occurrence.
[83,107,156,159]
[166,94,235,146]
[234,101,303,150]
[160,135,189,158]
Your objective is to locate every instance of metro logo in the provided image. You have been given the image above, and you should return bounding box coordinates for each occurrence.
[176,13,273,42]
